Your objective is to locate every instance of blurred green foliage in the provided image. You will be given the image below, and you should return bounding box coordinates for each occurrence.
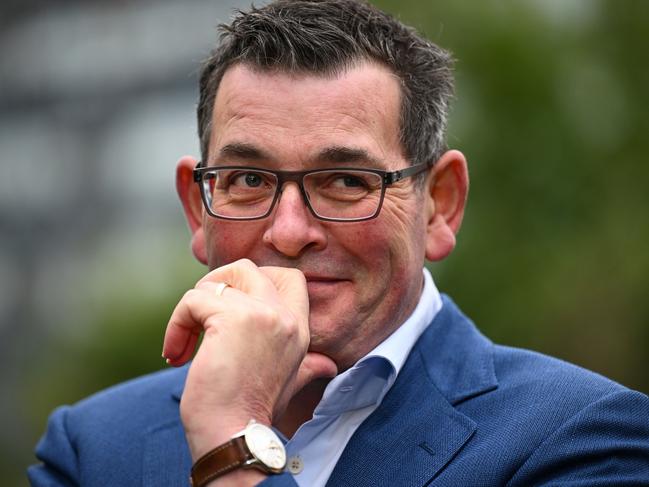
[378,0,649,391]
[17,1,649,485]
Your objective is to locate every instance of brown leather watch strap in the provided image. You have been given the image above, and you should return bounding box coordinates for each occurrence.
[190,436,252,487]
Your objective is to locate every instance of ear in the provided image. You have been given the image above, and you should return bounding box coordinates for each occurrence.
[424,150,469,262]
[176,155,208,265]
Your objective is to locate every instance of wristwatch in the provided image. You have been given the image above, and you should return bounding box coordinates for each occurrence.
[190,420,287,487]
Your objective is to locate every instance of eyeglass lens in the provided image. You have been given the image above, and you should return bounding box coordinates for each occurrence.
[202,168,384,220]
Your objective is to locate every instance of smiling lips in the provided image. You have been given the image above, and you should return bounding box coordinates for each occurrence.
[304,275,347,296]
[305,275,340,283]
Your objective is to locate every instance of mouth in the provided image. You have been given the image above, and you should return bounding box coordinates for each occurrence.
[304,275,342,283]
[304,275,348,297]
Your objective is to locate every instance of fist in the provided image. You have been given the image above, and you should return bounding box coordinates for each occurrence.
[162,259,337,460]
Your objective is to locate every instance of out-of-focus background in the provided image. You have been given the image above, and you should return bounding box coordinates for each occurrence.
[1,0,647,484]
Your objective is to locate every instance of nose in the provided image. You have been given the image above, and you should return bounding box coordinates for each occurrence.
[262,182,327,258]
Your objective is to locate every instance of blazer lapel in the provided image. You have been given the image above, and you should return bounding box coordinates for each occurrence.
[142,420,192,487]
[327,295,498,486]
[142,365,193,487]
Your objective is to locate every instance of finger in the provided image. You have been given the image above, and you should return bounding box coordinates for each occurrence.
[293,352,338,393]
[165,329,200,368]
[259,266,309,321]
[162,283,240,364]
[197,259,281,303]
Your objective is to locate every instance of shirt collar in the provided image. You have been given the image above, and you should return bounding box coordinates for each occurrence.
[314,268,442,416]
[364,267,442,376]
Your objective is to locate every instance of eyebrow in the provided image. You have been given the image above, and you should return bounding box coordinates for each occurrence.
[314,146,381,166]
[217,142,271,162]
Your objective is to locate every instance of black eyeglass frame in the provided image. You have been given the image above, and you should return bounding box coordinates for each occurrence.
[193,160,432,222]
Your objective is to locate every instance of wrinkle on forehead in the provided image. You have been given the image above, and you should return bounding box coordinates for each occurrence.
[209,60,405,168]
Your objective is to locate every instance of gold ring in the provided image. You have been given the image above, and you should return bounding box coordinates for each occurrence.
[214,282,229,297]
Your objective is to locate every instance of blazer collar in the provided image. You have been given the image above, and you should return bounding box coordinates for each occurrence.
[419,294,498,405]
[143,419,192,486]
[142,365,192,485]
[327,294,498,486]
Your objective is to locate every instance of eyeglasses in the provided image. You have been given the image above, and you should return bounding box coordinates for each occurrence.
[193,161,432,222]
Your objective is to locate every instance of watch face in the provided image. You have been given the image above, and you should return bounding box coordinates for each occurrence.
[245,423,287,472]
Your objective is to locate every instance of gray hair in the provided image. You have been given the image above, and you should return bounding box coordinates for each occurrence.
[197,0,454,170]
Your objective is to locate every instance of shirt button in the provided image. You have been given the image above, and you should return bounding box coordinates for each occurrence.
[287,456,304,474]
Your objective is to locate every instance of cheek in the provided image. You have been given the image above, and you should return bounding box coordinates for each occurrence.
[334,222,389,265]
[204,220,264,268]
[337,210,422,285]
[336,192,425,265]
[380,196,426,259]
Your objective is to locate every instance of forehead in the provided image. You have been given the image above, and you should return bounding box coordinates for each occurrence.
[209,61,404,168]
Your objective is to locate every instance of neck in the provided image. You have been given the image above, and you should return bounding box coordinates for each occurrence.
[275,378,330,438]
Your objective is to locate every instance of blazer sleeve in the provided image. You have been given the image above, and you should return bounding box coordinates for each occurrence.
[28,404,298,487]
[28,406,79,487]
[507,389,649,486]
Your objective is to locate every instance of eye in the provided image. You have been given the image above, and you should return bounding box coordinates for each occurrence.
[339,175,365,187]
[329,173,369,189]
[232,172,265,188]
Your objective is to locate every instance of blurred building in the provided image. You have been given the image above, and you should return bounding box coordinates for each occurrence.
[0,1,250,483]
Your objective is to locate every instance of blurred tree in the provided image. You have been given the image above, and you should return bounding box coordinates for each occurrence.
[373,0,649,392]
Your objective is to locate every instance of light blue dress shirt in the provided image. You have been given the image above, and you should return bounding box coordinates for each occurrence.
[281,267,442,487]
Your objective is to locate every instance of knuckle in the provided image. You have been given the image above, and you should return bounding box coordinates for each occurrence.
[194,281,213,292]
[246,304,301,339]
[203,316,221,332]
[182,289,201,307]
[280,311,301,339]
[250,305,280,327]
[236,258,257,272]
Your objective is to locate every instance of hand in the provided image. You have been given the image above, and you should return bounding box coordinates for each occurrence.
[162,259,338,462]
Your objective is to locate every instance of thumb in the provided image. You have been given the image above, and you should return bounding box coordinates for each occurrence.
[294,352,338,392]
[259,266,309,321]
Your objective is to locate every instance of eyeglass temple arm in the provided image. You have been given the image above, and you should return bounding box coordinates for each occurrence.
[384,161,433,184]
[193,164,214,183]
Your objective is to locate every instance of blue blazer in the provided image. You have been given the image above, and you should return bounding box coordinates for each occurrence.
[29,296,649,486]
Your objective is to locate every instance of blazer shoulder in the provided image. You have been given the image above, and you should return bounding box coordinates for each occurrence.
[443,344,649,485]
[30,366,190,486]
[493,344,628,401]
[478,343,648,443]
[66,365,188,435]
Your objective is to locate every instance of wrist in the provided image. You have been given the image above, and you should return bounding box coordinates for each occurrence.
[184,411,272,461]
[189,420,286,487]
[186,421,248,462]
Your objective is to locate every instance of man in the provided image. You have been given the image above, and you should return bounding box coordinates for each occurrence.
[29,1,649,486]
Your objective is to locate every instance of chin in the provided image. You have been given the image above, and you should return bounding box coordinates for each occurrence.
[306,322,341,352]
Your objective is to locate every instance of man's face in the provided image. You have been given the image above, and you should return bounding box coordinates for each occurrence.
[195,62,434,369]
